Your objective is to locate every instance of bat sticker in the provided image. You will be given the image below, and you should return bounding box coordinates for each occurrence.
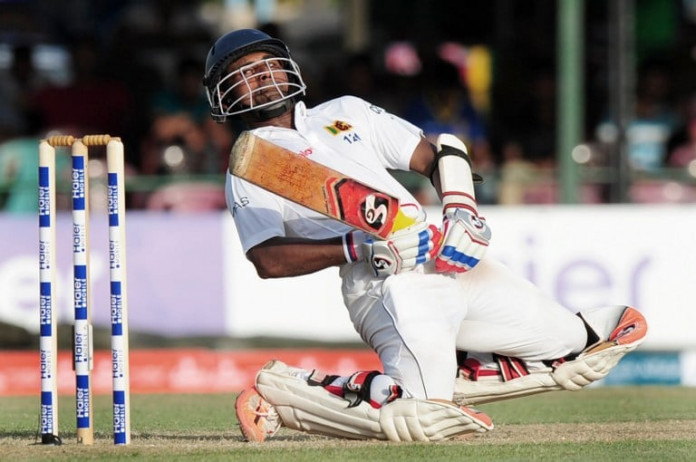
[325,178,400,237]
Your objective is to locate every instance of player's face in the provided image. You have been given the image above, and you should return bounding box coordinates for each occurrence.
[224,51,291,109]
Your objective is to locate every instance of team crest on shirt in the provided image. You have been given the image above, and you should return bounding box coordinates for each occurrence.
[324,120,353,135]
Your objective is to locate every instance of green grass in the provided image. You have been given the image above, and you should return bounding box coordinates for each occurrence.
[1,387,695,461]
[483,385,696,423]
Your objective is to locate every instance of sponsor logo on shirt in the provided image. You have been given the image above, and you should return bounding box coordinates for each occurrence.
[231,196,249,216]
[324,120,353,135]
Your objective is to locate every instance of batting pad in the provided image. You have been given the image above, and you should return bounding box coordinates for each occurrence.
[380,400,493,441]
[454,341,641,405]
[255,360,492,441]
[553,341,635,390]
[454,369,561,406]
[454,306,648,405]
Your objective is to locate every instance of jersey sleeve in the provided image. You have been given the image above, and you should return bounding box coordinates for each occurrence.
[354,98,424,171]
[225,172,286,254]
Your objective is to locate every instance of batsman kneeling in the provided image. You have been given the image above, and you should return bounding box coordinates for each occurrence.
[232,134,647,443]
[201,29,648,443]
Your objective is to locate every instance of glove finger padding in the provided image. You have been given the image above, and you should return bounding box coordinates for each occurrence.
[364,222,442,278]
[387,223,442,260]
[436,211,491,273]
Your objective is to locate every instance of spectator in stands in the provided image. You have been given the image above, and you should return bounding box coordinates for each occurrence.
[30,38,134,137]
[0,45,45,139]
[403,58,488,150]
[138,56,232,211]
[595,58,679,172]
[0,135,70,213]
[497,140,540,205]
[626,59,679,171]
[140,56,232,176]
[401,58,491,204]
[666,93,696,170]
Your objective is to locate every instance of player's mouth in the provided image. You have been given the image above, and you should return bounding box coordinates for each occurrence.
[253,85,288,104]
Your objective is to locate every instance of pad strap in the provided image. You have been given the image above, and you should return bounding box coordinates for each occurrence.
[343,370,381,408]
[308,369,402,409]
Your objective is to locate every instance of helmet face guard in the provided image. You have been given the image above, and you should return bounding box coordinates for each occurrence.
[203,29,306,122]
[205,56,305,122]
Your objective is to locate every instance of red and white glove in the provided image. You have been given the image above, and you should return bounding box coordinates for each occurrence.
[343,221,442,278]
[436,208,491,273]
[434,134,491,273]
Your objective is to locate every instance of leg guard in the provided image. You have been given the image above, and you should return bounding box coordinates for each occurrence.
[454,306,647,405]
[454,354,561,405]
[256,360,493,441]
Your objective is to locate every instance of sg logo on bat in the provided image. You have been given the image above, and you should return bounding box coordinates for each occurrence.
[362,194,389,229]
[325,177,401,238]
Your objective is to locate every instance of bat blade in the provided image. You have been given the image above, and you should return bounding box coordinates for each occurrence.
[229,131,415,238]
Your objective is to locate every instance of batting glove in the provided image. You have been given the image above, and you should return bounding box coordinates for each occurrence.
[436,208,491,273]
[343,221,443,278]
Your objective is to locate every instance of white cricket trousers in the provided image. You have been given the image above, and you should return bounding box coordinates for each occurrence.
[343,258,587,400]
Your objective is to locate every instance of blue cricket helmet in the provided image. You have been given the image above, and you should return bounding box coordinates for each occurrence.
[203,29,306,122]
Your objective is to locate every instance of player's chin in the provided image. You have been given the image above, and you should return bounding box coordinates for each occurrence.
[258,85,290,100]
[254,90,286,104]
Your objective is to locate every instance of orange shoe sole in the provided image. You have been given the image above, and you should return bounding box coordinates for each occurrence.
[235,386,278,442]
[609,307,648,346]
[459,406,494,431]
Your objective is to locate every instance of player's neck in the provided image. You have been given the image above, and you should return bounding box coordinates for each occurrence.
[246,110,294,130]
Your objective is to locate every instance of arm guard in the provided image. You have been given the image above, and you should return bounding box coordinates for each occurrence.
[434,134,478,214]
[430,134,483,190]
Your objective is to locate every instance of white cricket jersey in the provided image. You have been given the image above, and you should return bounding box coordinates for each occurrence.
[225,96,426,253]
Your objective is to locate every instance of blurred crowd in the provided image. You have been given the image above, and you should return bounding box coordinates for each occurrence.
[1,6,696,213]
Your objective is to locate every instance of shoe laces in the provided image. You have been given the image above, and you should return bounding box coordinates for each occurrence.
[253,400,281,434]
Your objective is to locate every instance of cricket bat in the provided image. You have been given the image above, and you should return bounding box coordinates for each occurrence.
[229,131,416,239]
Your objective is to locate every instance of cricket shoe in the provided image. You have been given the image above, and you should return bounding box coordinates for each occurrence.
[551,306,648,390]
[458,404,494,432]
[235,386,282,442]
[580,306,648,354]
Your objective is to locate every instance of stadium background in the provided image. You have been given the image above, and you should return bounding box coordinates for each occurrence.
[0,0,695,395]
